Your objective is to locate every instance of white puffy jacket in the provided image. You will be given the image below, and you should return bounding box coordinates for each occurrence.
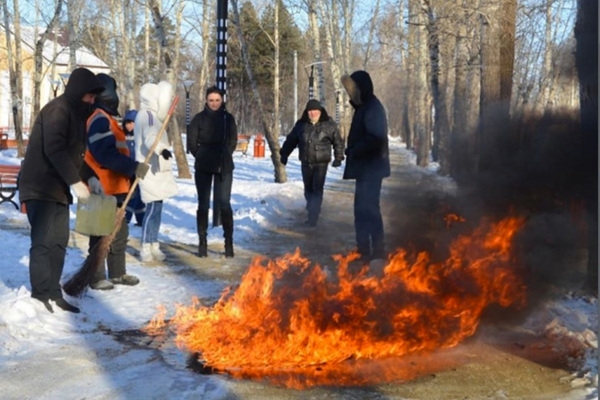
[134,81,178,202]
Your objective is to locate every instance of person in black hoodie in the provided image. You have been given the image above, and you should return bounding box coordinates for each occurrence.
[187,86,238,258]
[341,70,390,261]
[19,67,104,313]
[279,99,344,226]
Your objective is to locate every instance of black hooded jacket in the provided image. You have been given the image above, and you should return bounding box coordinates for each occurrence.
[342,70,390,180]
[187,104,238,174]
[19,68,104,205]
[280,104,344,165]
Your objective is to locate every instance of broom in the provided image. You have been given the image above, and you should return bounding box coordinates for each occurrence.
[64,96,180,297]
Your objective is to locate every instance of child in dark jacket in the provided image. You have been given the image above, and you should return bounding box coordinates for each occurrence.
[123,110,146,226]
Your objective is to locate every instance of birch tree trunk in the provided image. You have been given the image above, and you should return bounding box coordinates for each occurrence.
[148,0,191,179]
[32,0,63,117]
[477,0,502,170]
[450,0,475,178]
[2,0,25,157]
[575,0,598,293]
[67,0,81,69]
[317,0,351,138]
[197,0,213,97]
[231,0,286,183]
[423,0,450,174]
[409,0,431,167]
[273,0,281,139]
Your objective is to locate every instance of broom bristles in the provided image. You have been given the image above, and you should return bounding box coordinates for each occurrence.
[63,210,125,297]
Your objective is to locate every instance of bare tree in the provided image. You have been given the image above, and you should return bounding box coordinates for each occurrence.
[231,0,286,183]
[422,0,450,174]
[407,0,431,167]
[31,0,63,117]
[2,0,25,156]
[148,0,191,179]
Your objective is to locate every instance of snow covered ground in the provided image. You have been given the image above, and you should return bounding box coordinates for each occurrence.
[0,138,597,399]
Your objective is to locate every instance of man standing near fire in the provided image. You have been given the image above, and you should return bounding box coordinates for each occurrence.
[341,70,390,261]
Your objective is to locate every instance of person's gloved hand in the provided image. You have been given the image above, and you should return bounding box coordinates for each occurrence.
[280,155,287,166]
[135,162,150,179]
[332,159,342,167]
[87,177,104,195]
[161,149,172,160]
[71,181,90,200]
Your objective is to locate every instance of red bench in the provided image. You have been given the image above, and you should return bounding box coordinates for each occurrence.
[0,164,20,209]
[0,133,7,150]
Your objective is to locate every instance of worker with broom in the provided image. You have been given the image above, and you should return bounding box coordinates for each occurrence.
[84,73,150,291]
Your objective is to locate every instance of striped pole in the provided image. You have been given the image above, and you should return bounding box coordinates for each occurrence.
[216,0,228,104]
[213,0,229,227]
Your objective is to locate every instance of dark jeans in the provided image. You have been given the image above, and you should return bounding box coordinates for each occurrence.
[354,177,385,259]
[89,215,129,282]
[125,185,145,225]
[25,200,70,301]
[301,163,328,224]
[194,170,233,214]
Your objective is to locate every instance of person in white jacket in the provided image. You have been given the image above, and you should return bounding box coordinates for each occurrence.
[134,81,178,262]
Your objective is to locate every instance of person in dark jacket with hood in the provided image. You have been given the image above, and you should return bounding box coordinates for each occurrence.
[279,99,344,226]
[19,67,104,313]
[122,109,146,226]
[187,86,238,258]
[84,73,149,290]
[341,70,390,261]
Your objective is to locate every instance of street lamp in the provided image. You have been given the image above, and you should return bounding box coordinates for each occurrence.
[182,80,195,127]
[49,78,61,98]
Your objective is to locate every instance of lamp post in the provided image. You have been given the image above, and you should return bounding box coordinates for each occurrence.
[49,78,61,98]
[182,80,195,127]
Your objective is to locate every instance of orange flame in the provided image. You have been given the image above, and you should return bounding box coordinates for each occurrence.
[146,215,527,386]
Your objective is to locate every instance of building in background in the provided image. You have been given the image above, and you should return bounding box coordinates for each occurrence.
[0,26,109,137]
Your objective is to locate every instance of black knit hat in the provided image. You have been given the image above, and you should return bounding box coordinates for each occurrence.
[305,99,322,111]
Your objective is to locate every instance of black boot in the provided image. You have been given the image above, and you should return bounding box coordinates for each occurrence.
[196,209,208,257]
[222,207,234,258]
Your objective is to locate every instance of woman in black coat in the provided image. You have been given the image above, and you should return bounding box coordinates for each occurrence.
[187,86,238,258]
[279,99,345,226]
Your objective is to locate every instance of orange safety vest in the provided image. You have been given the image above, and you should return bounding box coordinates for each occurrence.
[84,109,131,195]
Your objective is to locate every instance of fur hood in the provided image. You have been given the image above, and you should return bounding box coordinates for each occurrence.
[139,81,173,121]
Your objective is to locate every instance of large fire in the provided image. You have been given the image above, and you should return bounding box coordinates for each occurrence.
[145,215,527,386]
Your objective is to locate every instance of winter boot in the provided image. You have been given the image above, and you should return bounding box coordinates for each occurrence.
[140,243,153,262]
[222,207,234,258]
[197,209,209,257]
[224,238,234,258]
[53,298,81,313]
[151,243,167,262]
[198,237,208,257]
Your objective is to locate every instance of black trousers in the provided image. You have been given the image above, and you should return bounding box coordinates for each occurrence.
[301,163,328,224]
[26,200,70,301]
[194,170,233,213]
[354,177,384,258]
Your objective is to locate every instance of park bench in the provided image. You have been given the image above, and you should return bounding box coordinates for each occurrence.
[236,134,251,155]
[0,135,28,150]
[0,164,20,209]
